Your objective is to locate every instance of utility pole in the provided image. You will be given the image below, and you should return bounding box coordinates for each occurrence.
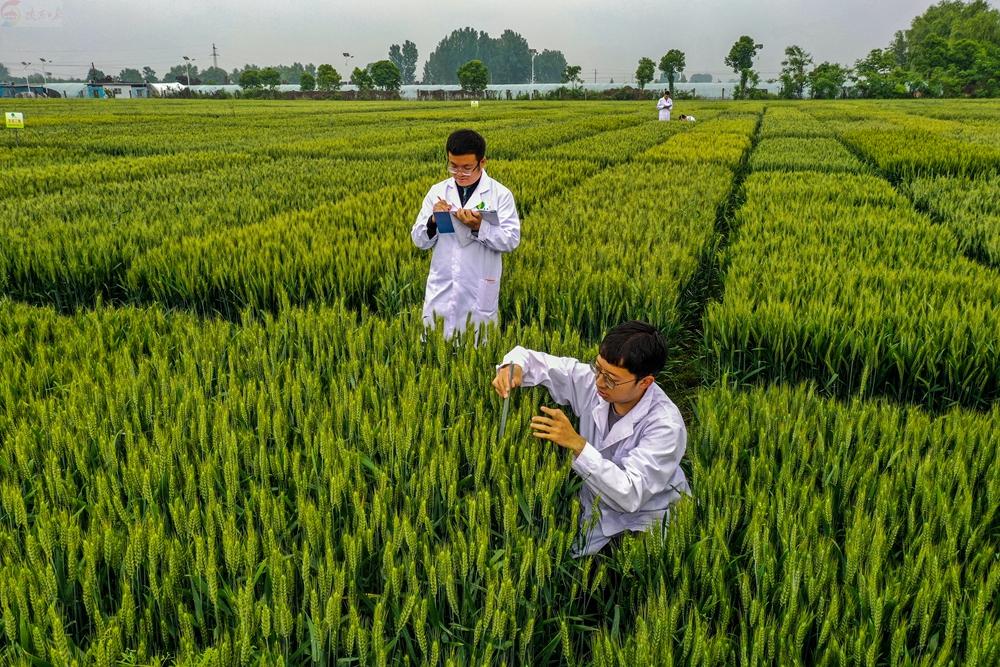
[593,69,597,84]
[211,44,219,70]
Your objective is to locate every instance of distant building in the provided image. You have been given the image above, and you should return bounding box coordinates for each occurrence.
[86,82,149,99]
[0,83,60,98]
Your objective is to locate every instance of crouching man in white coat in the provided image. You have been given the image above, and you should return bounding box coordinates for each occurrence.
[492,321,689,555]
[411,129,521,340]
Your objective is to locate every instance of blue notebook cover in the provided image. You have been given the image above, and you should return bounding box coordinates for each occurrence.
[433,211,456,234]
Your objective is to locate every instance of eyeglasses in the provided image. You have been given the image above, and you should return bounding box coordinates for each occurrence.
[446,162,481,177]
[589,360,639,389]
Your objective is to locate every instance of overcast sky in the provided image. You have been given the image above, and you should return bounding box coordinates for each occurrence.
[2,0,998,81]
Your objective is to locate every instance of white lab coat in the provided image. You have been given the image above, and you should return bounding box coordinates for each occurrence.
[657,96,673,121]
[500,347,690,555]
[411,170,520,339]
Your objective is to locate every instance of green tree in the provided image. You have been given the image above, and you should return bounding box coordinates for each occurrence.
[689,73,713,83]
[389,40,419,84]
[658,49,686,92]
[725,36,763,99]
[141,66,157,83]
[779,45,812,98]
[889,30,910,67]
[199,66,228,85]
[239,69,262,89]
[316,64,343,92]
[369,60,402,92]
[163,64,196,84]
[423,27,481,84]
[635,57,656,90]
[259,67,281,89]
[808,61,849,98]
[351,66,374,91]
[300,71,316,91]
[118,68,143,83]
[532,49,567,83]
[87,66,108,82]
[422,27,535,84]
[457,59,490,94]
[562,64,583,87]
[901,0,1000,96]
[852,48,907,97]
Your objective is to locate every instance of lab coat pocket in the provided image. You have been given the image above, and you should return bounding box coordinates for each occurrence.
[477,277,501,314]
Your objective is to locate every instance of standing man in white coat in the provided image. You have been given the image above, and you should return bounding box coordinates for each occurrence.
[411,129,521,339]
[657,90,673,121]
[492,321,689,555]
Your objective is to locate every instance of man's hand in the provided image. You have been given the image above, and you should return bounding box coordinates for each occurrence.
[531,406,586,456]
[454,208,482,231]
[433,197,453,213]
[492,364,523,399]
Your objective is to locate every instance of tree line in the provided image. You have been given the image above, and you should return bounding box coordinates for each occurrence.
[4,1,998,98]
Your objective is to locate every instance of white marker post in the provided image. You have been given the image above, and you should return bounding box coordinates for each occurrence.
[5,112,25,145]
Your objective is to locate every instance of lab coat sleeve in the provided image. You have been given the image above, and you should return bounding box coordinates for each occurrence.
[476,187,520,253]
[499,346,592,418]
[411,190,438,250]
[570,420,685,514]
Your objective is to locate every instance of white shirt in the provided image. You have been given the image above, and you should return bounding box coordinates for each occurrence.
[411,169,520,339]
[656,96,673,121]
[500,346,690,555]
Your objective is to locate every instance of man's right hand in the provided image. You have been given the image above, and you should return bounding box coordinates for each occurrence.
[433,197,453,213]
[492,364,523,399]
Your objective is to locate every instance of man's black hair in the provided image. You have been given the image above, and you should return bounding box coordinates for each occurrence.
[446,129,487,160]
[599,320,667,379]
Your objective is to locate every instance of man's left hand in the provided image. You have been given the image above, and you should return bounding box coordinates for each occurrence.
[454,209,482,231]
[531,406,586,456]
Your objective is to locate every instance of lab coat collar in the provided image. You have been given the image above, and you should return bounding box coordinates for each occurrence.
[445,168,493,201]
[591,385,657,451]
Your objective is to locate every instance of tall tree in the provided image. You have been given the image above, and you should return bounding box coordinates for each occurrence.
[902,0,1000,96]
[852,48,907,97]
[725,36,763,99]
[457,59,490,94]
[532,49,567,83]
[562,64,583,87]
[259,67,281,89]
[422,27,533,84]
[635,57,656,90]
[351,66,374,91]
[316,64,343,92]
[488,29,531,84]
[658,49,686,92]
[118,68,143,83]
[199,66,228,85]
[423,27,482,84]
[141,66,157,83]
[239,69,262,89]
[369,60,402,92]
[86,66,108,82]
[300,72,316,91]
[0,63,11,81]
[401,41,419,84]
[389,40,419,84]
[388,44,405,76]
[163,63,197,84]
[808,62,850,98]
[779,45,812,98]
